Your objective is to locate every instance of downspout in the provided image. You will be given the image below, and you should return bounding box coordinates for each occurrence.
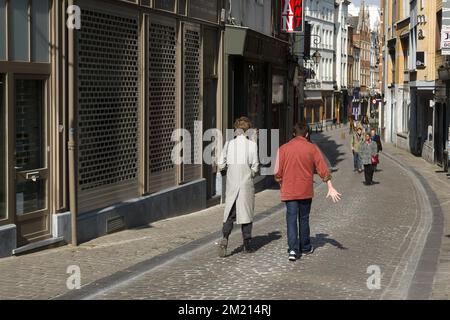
[67,0,78,246]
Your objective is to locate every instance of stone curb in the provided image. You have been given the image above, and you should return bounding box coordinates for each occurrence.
[380,150,443,300]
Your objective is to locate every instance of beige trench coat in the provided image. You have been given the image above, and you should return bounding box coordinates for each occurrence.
[218,135,259,224]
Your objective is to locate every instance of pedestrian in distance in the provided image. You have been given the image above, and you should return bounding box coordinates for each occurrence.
[362,116,370,131]
[274,123,342,262]
[351,126,364,173]
[359,133,378,186]
[349,117,355,135]
[370,129,383,171]
[217,117,259,258]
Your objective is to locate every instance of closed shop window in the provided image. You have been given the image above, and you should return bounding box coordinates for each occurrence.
[31,0,50,63]
[183,24,202,182]
[0,75,5,220]
[148,17,177,193]
[10,0,29,61]
[248,63,267,131]
[0,0,5,60]
[77,8,140,213]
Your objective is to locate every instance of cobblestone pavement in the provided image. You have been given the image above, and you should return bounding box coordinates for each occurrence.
[382,143,450,299]
[90,128,437,300]
[0,186,281,299]
[1,126,447,300]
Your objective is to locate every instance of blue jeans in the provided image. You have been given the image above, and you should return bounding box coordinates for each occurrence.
[285,199,313,255]
[353,151,361,171]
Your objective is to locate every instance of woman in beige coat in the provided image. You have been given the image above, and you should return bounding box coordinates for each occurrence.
[217,117,259,257]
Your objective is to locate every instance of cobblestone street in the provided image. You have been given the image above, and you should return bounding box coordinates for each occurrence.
[0,127,448,300]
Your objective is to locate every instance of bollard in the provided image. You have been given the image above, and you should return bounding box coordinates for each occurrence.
[341,132,346,140]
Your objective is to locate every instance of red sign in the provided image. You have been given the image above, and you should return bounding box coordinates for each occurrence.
[281,0,303,33]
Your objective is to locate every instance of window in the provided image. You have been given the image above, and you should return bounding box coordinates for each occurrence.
[0,75,5,220]
[154,0,176,12]
[10,0,29,61]
[402,0,410,19]
[31,0,50,62]
[178,0,187,15]
[416,51,425,68]
[9,0,50,62]
[0,0,5,60]
[437,10,442,51]
[189,0,218,23]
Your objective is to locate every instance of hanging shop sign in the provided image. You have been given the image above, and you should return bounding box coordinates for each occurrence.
[442,0,450,55]
[281,0,303,33]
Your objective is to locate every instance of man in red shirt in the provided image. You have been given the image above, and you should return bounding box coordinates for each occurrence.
[275,123,341,261]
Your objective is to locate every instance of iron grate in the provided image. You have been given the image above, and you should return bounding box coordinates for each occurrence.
[77,9,140,192]
[148,17,177,193]
[183,24,202,182]
[106,216,125,234]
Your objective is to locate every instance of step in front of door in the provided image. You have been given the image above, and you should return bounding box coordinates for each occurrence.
[12,237,65,255]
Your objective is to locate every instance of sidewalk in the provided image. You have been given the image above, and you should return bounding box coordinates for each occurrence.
[383,143,450,299]
[0,189,282,300]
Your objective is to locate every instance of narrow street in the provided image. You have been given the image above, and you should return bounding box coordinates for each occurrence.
[56,127,446,300]
[0,126,447,300]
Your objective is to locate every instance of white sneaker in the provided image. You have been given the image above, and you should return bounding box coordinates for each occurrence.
[288,250,297,261]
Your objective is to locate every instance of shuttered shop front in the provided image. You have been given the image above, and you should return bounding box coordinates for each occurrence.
[77,6,140,213]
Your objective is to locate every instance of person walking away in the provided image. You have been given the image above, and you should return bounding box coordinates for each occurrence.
[359,133,378,185]
[349,117,355,134]
[274,123,342,262]
[370,129,383,171]
[351,127,364,173]
[217,117,259,257]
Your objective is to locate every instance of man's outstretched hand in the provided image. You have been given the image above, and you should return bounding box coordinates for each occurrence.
[326,181,342,203]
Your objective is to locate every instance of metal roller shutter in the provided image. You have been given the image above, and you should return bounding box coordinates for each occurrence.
[77,8,140,213]
[148,16,178,193]
[182,23,202,183]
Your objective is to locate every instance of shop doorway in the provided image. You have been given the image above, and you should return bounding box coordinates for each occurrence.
[0,75,5,221]
[13,78,51,246]
[203,28,219,200]
[435,103,447,165]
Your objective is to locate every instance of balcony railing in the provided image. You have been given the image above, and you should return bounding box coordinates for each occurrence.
[305,79,322,89]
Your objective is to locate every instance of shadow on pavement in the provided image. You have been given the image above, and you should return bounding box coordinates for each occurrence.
[311,233,348,250]
[228,231,282,256]
[310,132,346,168]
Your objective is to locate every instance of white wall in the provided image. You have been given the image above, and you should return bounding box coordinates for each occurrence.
[305,0,335,88]
[335,0,349,89]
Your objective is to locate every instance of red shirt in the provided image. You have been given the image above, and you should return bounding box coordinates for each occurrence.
[275,137,332,201]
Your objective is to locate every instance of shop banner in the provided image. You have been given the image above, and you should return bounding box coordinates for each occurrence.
[281,0,303,33]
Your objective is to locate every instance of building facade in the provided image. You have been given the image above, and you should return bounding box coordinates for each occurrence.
[334,0,351,124]
[304,0,336,125]
[353,4,371,120]
[0,0,226,257]
[224,0,292,144]
[436,0,450,169]
[381,0,449,168]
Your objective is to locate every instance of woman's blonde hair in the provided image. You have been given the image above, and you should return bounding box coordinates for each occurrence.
[234,116,252,133]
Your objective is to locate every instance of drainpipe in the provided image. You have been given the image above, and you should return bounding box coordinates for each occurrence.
[67,0,78,246]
